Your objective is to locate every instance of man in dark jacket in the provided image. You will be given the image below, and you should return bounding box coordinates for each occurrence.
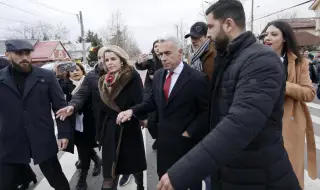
[0,39,71,190]
[157,1,301,190]
[185,22,216,82]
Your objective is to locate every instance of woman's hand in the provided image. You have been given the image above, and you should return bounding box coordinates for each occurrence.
[137,54,149,64]
[116,110,133,125]
[56,106,75,121]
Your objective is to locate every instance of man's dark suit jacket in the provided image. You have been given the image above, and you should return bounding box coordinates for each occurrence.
[132,62,209,178]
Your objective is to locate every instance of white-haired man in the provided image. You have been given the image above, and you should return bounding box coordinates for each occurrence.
[116,37,209,190]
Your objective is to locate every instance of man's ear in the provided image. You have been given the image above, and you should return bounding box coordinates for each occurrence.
[5,52,9,58]
[178,48,183,55]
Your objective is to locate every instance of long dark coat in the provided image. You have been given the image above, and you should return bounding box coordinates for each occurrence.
[167,32,300,190]
[97,65,147,176]
[0,65,72,164]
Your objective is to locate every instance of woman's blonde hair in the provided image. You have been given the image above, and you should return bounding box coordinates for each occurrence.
[103,45,130,66]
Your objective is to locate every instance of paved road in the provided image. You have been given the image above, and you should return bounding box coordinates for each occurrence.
[27,77,320,189]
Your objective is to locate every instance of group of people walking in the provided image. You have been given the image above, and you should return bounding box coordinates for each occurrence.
[0,0,318,190]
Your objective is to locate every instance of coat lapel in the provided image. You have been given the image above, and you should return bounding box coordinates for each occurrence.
[287,52,297,83]
[0,66,21,98]
[23,66,42,99]
[165,63,190,107]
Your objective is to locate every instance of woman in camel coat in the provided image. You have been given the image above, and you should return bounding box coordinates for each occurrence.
[262,20,317,189]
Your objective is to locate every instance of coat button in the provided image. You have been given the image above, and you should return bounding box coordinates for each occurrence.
[290,116,294,120]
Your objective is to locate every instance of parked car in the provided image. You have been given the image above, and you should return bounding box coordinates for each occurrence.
[41,62,56,71]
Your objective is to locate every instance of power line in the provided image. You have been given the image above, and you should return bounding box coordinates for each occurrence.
[27,0,76,16]
[0,16,31,24]
[250,0,313,23]
[0,1,37,16]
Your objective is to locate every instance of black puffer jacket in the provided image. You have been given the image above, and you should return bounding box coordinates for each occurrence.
[167,32,300,190]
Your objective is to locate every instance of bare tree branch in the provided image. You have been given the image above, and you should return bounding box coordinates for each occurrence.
[100,11,141,59]
[5,21,69,41]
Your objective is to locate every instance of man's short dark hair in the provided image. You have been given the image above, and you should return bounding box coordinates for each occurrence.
[205,0,246,29]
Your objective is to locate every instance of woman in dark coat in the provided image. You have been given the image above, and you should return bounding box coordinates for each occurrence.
[135,40,162,149]
[58,62,102,190]
[97,45,146,190]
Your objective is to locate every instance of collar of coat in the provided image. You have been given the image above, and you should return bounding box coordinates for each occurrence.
[286,51,305,83]
[201,41,216,62]
[98,64,133,112]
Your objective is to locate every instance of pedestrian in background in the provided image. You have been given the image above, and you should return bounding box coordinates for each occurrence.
[185,21,216,82]
[262,20,317,189]
[135,40,163,150]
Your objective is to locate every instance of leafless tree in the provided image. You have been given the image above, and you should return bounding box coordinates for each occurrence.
[7,21,69,41]
[100,11,141,59]
[258,10,298,34]
[275,10,297,21]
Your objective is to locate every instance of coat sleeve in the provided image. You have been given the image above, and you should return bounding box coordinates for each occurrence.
[69,74,92,113]
[49,72,72,140]
[131,72,144,105]
[185,74,209,139]
[131,70,158,118]
[167,52,284,190]
[135,60,151,71]
[286,59,315,102]
[129,72,147,120]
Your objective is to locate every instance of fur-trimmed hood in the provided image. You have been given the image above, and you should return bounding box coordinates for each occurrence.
[98,64,134,112]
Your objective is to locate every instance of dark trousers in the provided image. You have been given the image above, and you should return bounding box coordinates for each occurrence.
[0,156,69,190]
[157,136,202,190]
[77,144,96,170]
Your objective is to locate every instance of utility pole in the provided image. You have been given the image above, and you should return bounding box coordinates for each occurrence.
[174,25,179,39]
[180,19,185,58]
[250,0,254,31]
[79,11,86,64]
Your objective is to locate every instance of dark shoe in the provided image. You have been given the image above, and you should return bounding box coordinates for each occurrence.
[75,160,81,169]
[17,177,37,190]
[17,166,37,190]
[91,154,102,176]
[75,170,88,190]
[137,186,144,190]
[119,174,132,186]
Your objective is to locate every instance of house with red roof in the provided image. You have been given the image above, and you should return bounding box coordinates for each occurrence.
[31,41,71,66]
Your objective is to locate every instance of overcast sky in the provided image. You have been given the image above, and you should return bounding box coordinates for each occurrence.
[0,0,316,53]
